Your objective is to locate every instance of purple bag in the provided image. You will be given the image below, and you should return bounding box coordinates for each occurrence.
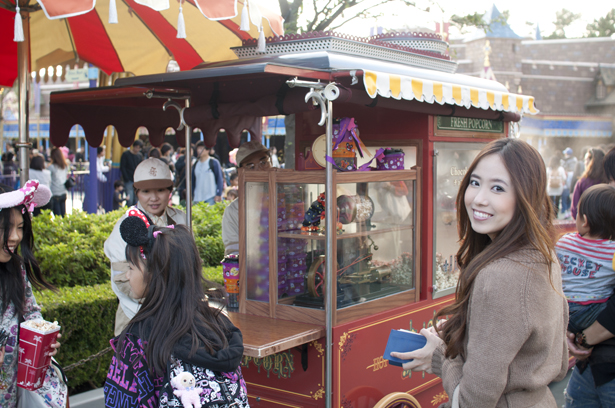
[376,148,405,170]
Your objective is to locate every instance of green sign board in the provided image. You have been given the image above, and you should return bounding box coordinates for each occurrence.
[437,116,504,133]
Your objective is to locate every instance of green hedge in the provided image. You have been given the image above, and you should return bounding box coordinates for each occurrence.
[32,202,227,288]
[36,284,116,390]
[29,202,227,390]
[36,266,223,391]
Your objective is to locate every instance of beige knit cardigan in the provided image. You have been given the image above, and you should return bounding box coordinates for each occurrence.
[431,248,569,408]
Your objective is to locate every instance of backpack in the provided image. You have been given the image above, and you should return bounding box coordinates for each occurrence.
[158,356,249,408]
[549,170,563,189]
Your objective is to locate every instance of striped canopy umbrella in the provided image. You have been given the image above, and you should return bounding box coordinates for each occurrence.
[0,0,284,86]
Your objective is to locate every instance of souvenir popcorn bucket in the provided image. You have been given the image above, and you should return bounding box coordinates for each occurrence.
[376,148,405,170]
[221,256,240,311]
[17,319,60,390]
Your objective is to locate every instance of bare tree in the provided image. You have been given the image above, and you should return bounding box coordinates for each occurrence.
[278,0,423,34]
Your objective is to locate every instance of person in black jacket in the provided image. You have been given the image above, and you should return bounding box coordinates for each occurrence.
[104,216,247,407]
[119,140,144,207]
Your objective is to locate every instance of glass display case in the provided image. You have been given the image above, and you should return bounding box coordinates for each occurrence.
[239,169,421,325]
[432,142,485,298]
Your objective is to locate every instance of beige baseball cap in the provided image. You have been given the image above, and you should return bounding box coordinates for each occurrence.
[133,158,174,190]
[236,141,269,166]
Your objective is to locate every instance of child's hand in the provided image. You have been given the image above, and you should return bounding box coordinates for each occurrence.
[49,333,62,357]
[0,346,5,365]
[567,331,591,360]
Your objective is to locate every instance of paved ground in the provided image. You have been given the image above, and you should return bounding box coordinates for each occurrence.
[71,369,573,408]
[550,369,573,408]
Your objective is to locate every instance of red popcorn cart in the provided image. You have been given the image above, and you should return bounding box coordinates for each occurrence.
[49,31,540,407]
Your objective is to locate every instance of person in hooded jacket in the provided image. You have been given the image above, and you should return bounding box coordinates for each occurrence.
[104,214,247,408]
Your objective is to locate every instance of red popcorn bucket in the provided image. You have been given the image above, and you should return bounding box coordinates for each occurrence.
[17,319,60,390]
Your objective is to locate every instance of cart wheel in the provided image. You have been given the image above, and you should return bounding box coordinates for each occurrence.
[307,256,326,297]
[373,392,421,408]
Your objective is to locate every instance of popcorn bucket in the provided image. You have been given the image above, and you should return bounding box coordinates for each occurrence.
[221,256,240,311]
[17,319,60,390]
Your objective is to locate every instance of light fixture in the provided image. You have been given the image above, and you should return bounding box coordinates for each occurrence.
[56,65,63,77]
[47,66,54,77]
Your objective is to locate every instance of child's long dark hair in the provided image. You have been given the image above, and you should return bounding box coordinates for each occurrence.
[121,224,229,376]
[0,204,56,317]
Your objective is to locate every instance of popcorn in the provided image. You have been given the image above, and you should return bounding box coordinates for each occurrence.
[23,319,59,333]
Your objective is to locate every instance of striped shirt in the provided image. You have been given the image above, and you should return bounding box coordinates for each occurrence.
[556,233,615,302]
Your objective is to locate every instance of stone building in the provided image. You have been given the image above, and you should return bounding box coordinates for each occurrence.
[449,4,615,157]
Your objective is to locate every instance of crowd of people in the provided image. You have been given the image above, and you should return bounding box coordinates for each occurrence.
[1,138,284,216]
[546,144,614,220]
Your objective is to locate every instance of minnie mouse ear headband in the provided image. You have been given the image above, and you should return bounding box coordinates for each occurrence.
[119,207,174,259]
[0,180,52,213]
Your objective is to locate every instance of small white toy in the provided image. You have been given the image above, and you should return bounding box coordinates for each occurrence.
[171,371,203,408]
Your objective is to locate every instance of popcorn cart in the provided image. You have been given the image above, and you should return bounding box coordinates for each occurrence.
[49,31,538,407]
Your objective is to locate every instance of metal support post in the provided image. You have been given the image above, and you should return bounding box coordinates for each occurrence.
[324,99,334,408]
[17,9,30,186]
[184,99,192,231]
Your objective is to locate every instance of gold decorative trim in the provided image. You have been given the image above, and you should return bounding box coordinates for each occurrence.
[312,387,325,400]
[311,340,324,358]
[339,332,349,352]
[431,391,448,405]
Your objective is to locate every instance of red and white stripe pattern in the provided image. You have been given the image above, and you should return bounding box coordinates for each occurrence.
[556,232,615,301]
[0,0,284,86]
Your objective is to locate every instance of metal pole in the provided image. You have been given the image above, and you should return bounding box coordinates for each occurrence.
[17,9,30,186]
[184,99,192,231]
[324,99,334,408]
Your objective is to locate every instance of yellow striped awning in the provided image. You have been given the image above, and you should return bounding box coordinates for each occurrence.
[363,70,538,115]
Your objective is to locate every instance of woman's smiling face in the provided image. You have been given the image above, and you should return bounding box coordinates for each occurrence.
[464,154,517,240]
[0,209,24,263]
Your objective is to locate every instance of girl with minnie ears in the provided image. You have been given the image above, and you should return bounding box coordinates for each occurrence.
[0,180,61,408]
[391,139,569,407]
[104,211,248,408]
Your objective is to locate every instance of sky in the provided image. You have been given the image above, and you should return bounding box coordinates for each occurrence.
[260,0,613,40]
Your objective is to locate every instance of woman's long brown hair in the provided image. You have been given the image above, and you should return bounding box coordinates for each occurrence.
[436,138,556,359]
[50,148,67,170]
[581,148,607,182]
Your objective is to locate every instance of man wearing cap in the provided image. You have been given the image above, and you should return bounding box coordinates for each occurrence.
[104,158,187,335]
[222,141,271,256]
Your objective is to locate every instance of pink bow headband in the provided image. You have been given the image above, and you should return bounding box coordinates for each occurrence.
[0,180,52,213]
[153,225,174,238]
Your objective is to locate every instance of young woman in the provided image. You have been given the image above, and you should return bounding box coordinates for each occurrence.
[571,147,607,219]
[104,213,247,407]
[48,147,69,217]
[391,138,568,407]
[0,181,61,408]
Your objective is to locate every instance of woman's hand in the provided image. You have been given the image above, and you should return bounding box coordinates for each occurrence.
[390,328,443,373]
[0,346,5,365]
[567,331,591,360]
[49,333,62,358]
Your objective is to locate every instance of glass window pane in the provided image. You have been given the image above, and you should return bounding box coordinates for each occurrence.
[245,181,270,302]
[276,183,325,306]
[433,143,485,297]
